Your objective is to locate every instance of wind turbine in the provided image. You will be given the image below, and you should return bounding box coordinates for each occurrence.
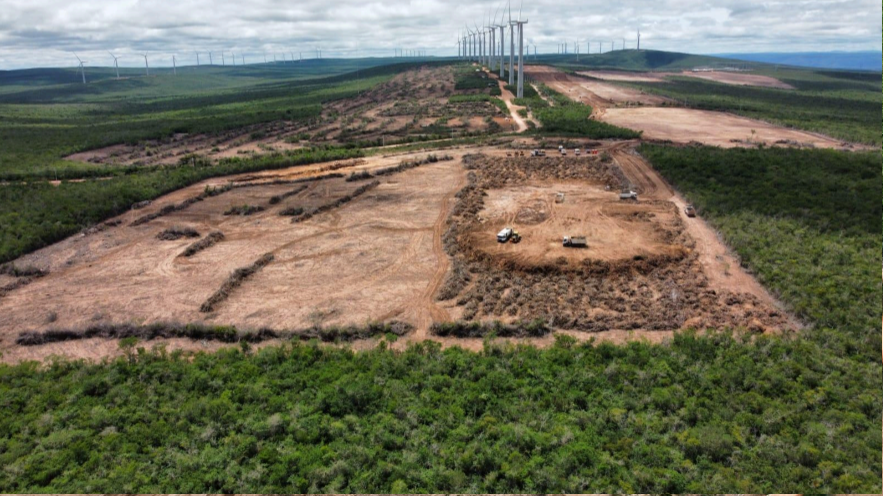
[108,52,120,80]
[637,30,641,50]
[513,0,528,98]
[494,3,507,78]
[196,52,200,66]
[209,51,213,65]
[141,53,150,76]
[221,51,225,66]
[172,55,177,76]
[74,54,86,84]
[508,2,515,84]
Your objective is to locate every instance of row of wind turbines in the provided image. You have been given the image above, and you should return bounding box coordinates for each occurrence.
[73,49,327,84]
[458,1,530,98]
[557,32,641,57]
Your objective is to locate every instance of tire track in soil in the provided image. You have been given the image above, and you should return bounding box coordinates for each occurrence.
[412,168,467,335]
[612,145,801,329]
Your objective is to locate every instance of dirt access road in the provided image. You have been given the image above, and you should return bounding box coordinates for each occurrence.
[609,142,799,328]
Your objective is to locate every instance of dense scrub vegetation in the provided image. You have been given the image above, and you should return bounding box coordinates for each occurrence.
[640,145,881,335]
[0,332,879,493]
[621,69,880,145]
[511,83,640,139]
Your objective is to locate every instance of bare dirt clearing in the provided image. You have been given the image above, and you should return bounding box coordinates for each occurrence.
[577,70,669,83]
[0,150,465,350]
[437,152,796,336]
[680,70,795,89]
[604,107,848,149]
[64,66,507,168]
[1,144,801,362]
[527,66,669,113]
[578,69,794,90]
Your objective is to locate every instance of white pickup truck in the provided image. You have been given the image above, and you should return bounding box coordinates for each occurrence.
[497,227,514,243]
[619,190,638,201]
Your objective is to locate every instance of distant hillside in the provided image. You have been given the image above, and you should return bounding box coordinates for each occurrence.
[539,49,751,72]
[714,52,881,71]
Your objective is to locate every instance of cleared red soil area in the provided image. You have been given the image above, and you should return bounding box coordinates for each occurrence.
[435,152,797,342]
[64,66,507,168]
[577,70,668,83]
[578,69,795,90]
[0,151,467,361]
[527,66,669,114]
[604,107,848,149]
[1,144,800,363]
[680,70,795,89]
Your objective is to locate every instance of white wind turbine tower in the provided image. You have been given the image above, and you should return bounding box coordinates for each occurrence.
[637,30,641,50]
[74,54,86,84]
[108,52,120,80]
[172,55,177,75]
[486,8,495,71]
[495,4,506,78]
[513,1,528,98]
[196,52,200,66]
[221,51,225,66]
[508,3,516,85]
[141,53,150,76]
[208,51,213,65]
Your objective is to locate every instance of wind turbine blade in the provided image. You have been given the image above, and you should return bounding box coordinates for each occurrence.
[518,0,523,21]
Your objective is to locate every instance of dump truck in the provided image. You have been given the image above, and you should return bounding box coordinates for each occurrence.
[531,149,546,157]
[563,236,587,248]
[619,190,638,201]
[574,148,581,156]
[555,192,566,203]
[497,227,514,243]
[685,204,697,217]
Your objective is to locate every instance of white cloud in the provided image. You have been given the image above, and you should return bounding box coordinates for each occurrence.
[0,0,879,69]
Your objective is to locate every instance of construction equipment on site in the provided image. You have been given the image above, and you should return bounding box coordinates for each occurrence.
[620,190,638,201]
[497,227,514,243]
[511,230,522,243]
[575,148,581,156]
[563,236,587,248]
[561,148,567,156]
[555,192,565,203]
[685,204,697,217]
[531,149,546,157]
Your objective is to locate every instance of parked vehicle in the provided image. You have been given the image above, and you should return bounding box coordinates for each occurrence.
[685,204,697,217]
[497,227,514,243]
[563,236,587,248]
[619,190,638,201]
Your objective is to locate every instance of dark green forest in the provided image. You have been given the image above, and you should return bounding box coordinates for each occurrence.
[0,332,879,493]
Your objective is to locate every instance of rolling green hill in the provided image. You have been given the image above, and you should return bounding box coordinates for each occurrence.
[538,49,742,72]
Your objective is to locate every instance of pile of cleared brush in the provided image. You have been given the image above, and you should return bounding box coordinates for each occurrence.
[179,231,225,257]
[290,181,379,223]
[430,319,551,338]
[130,184,235,226]
[224,204,265,216]
[200,253,275,312]
[16,320,413,346]
[0,263,49,298]
[269,184,309,204]
[156,226,200,240]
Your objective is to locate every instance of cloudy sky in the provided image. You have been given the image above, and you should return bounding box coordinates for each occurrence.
[0,0,880,69]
